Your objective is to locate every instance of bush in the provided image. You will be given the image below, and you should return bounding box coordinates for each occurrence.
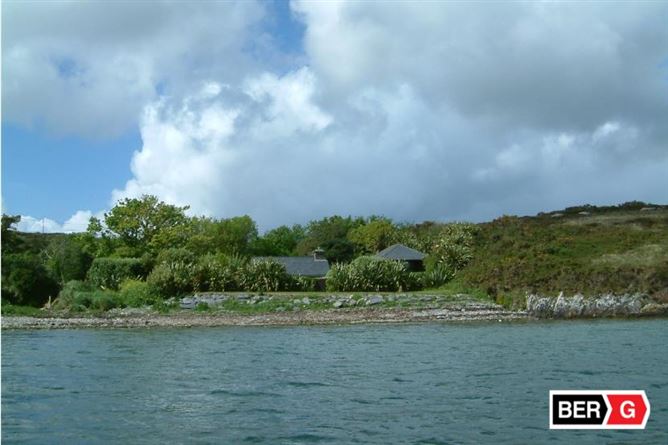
[427,223,476,273]
[87,258,145,290]
[156,248,196,266]
[54,280,124,311]
[55,280,92,308]
[191,255,244,292]
[1,253,60,306]
[326,256,417,292]
[147,262,195,298]
[296,276,318,292]
[238,259,294,292]
[421,264,454,289]
[118,279,159,307]
[89,291,122,311]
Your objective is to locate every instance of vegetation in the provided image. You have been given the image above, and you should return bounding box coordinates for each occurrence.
[460,203,668,306]
[2,197,666,313]
[326,256,417,292]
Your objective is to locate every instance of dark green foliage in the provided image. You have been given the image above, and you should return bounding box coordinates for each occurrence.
[1,253,59,306]
[87,257,145,290]
[45,237,93,285]
[237,260,294,292]
[297,215,365,263]
[252,224,305,256]
[326,256,416,292]
[2,214,24,252]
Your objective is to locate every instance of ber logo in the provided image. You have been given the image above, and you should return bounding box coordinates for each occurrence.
[549,390,650,429]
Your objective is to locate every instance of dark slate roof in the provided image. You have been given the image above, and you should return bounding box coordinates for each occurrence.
[253,256,330,277]
[376,244,426,261]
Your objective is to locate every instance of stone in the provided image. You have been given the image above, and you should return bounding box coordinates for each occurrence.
[333,300,344,308]
[366,295,384,305]
[301,297,311,305]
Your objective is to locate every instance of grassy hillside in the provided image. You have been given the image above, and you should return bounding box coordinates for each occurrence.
[458,202,668,307]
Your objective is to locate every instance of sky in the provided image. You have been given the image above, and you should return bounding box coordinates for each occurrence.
[2,0,667,233]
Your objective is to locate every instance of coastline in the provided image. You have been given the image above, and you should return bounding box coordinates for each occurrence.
[1,305,527,329]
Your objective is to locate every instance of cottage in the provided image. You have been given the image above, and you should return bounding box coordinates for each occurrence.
[254,249,330,288]
[376,244,426,271]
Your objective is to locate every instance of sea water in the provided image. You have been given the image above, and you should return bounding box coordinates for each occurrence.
[2,319,667,444]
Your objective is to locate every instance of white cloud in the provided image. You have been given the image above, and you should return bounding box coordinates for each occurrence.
[2,1,265,137]
[5,1,668,228]
[16,210,101,233]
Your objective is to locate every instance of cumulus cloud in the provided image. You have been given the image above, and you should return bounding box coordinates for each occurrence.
[16,210,97,233]
[2,1,266,137]
[5,1,668,230]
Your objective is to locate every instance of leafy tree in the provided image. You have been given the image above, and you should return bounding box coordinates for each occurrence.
[252,224,305,256]
[2,253,59,306]
[1,214,23,252]
[99,195,190,255]
[184,215,258,256]
[348,218,398,254]
[214,216,258,255]
[297,215,364,263]
[44,236,93,285]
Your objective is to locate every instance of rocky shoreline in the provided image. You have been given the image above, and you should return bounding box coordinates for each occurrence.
[2,303,525,329]
[4,292,667,330]
[526,293,668,318]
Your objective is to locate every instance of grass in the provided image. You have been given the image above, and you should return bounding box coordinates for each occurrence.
[1,304,43,316]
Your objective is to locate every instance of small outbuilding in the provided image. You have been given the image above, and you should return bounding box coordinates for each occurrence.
[376,244,426,271]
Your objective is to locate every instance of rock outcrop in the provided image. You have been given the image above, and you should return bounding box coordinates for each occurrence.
[526,292,668,318]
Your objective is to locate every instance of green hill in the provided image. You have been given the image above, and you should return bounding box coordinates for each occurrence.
[458,202,668,307]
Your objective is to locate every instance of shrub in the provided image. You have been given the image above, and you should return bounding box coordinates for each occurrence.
[421,264,454,289]
[147,262,195,298]
[118,279,159,307]
[54,281,124,311]
[191,254,244,292]
[238,259,293,292]
[427,223,476,273]
[156,248,196,266]
[1,253,59,307]
[89,291,122,311]
[87,258,145,290]
[296,276,318,292]
[55,280,93,309]
[326,256,416,292]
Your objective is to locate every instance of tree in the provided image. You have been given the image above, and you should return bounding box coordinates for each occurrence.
[44,236,93,285]
[297,215,365,263]
[184,215,259,256]
[1,214,23,252]
[97,195,190,256]
[252,224,305,256]
[347,218,398,254]
[2,253,59,306]
[214,216,258,255]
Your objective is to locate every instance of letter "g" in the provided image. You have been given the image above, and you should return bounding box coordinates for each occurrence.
[621,401,636,419]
